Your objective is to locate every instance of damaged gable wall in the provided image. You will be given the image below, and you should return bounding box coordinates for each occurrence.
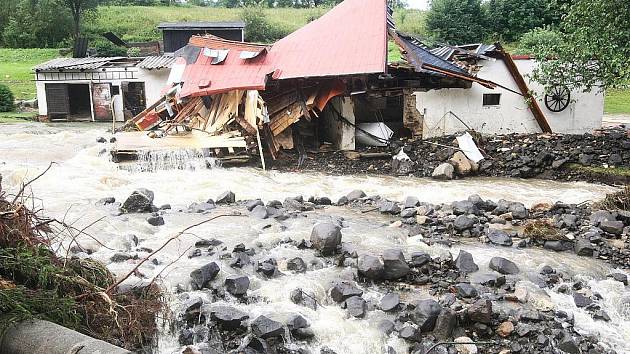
[416,58,604,138]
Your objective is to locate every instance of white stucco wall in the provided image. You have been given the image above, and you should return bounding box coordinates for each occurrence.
[35,67,170,122]
[416,58,604,138]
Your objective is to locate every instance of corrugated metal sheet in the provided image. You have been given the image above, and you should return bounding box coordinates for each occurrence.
[34,57,126,71]
[137,56,176,70]
[395,33,469,75]
[179,0,388,98]
[268,0,387,80]
[158,21,245,30]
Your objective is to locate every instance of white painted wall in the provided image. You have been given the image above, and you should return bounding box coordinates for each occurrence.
[35,67,170,122]
[416,58,604,138]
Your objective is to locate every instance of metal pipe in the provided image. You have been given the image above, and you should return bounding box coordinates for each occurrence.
[0,319,131,354]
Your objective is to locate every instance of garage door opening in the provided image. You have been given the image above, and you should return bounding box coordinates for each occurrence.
[68,84,92,121]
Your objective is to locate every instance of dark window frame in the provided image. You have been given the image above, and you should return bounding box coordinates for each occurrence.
[482,93,501,106]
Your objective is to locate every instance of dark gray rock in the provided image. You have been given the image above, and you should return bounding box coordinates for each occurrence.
[432,163,454,180]
[382,249,410,280]
[255,259,277,277]
[410,299,442,332]
[289,288,318,310]
[608,272,628,285]
[287,257,307,273]
[336,196,349,206]
[330,281,363,303]
[573,293,592,308]
[346,190,366,202]
[452,200,477,215]
[489,257,519,274]
[230,252,250,268]
[96,197,116,205]
[508,202,529,219]
[344,296,367,318]
[474,272,506,287]
[455,283,478,298]
[250,205,269,219]
[251,315,284,338]
[590,210,615,226]
[216,191,235,204]
[210,305,249,330]
[400,208,417,218]
[122,188,154,212]
[190,262,220,289]
[380,293,400,312]
[246,199,264,211]
[467,299,493,324]
[455,250,479,274]
[188,202,216,213]
[404,196,420,209]
[110,252,132,263]
[286,314,309,330]
[310,222,342,255]
[377,319,395,335]
[487,229,513,246]
[398,326,422,342]
[454,215,475,231]
[380,201,401,214]
[410,252,431,267]
[574,240,594,256]
[557,336,580,354]
[147,215,164,226]
[433,308,456,340]
[600,220,624,235]
[358,254,384,280]
[225,275,250,296]
[543,240,574,252]
[315,197,332,205]
[194,238,222,247]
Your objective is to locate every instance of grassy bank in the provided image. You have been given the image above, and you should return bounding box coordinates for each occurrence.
[89,5,427,43]
[604,89,630,115]
[0,111,36,123]
[0,48,59,100]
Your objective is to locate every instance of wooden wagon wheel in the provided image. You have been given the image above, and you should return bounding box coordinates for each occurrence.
[544,85,570,112]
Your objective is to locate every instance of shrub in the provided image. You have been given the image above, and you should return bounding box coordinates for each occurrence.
[513,27,561,56]
[93,41,128,57]
[241,7,290,43]
[0,84,14,112]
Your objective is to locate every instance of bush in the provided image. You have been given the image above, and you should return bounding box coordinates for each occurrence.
[0,85,14,112]
[93,41,128,57]
[513,28,561,55]
[241,6,290,43]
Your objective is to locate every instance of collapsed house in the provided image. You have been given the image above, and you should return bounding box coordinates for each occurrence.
[113,0,500,165]
[418,44,604,138]
[34,56,174,122]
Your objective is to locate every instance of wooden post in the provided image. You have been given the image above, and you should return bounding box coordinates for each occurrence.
[256,127,266,171]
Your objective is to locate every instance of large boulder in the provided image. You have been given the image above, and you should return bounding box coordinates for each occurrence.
[600,220,624,235]
[344,296,367,318]
[225,275,250,296]
[380,293,400,312]
[450,151,473,176]
[210,305,249,330]
[508,202,529,219]
[216,191,236,204]
[489,257,520,275]
[310,222,342,255]
[251,315,285,338]
[358,254,384,280]
[487,229,513,246]
[454,215,475,231]
[455,250,479,274]
[190,262,220,290]
[432,163,454,180]
[410,299,442,332]
[346,190,366,202]
[122,188,154,212]
[467,299,493,324]
[382,249,410,280]
[330,281,363,303]
[433,308,457,340]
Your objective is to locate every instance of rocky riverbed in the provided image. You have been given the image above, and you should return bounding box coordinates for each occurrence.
[272,128,630,184]
[0,122,628,354]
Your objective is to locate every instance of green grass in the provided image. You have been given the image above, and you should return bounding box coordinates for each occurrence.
[88,6,427,43]
[604,89,630,115]
[0,111,36,123]
[0,48,60,100]
[567,164,630,177]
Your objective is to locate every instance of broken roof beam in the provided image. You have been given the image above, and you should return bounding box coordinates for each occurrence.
[495,43,552,133]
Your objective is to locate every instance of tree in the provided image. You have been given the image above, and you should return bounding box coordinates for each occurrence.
[513,28,560,55]
[2,0,73,48]
[58,0,100,39]
[425,0,486,44]
[484,0,556,42]
[531,0,630,91]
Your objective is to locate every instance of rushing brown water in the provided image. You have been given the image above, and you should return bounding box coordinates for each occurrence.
[0,122,627,353]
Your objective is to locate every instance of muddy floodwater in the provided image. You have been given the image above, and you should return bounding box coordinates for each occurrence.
[0,122,628,353]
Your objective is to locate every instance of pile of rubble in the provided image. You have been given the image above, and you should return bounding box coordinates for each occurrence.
[273,127,630,183]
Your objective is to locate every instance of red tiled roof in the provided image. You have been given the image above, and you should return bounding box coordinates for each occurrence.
[179,0,388,98]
